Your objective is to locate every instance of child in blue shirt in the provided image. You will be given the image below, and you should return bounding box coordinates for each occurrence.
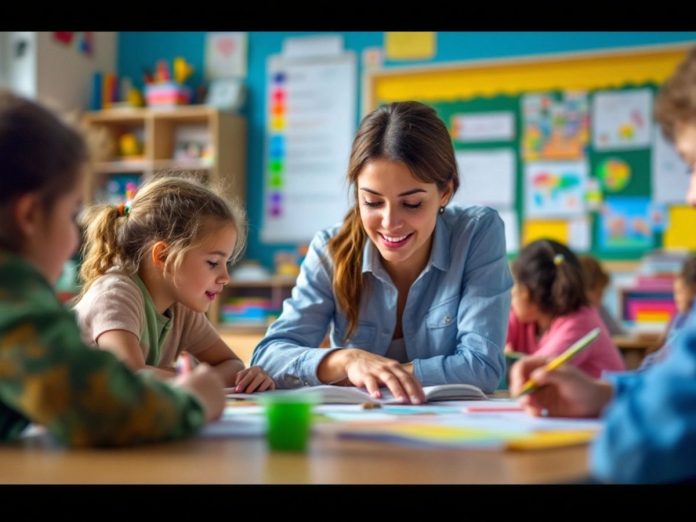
[509,47,696,483]
[639,255,696,370]
[252,101,512,403]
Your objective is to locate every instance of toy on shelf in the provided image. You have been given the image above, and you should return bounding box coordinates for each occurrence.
[145,57,195,108]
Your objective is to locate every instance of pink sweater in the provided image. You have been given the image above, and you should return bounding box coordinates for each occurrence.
[506,306,625,378]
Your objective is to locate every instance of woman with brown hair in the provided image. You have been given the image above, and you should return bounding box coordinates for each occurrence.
[252,101,513,403]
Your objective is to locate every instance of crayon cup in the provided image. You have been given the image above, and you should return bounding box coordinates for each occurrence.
[262,392,318,452]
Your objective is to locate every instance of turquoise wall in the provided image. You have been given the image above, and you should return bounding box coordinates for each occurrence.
[118,31,696,270]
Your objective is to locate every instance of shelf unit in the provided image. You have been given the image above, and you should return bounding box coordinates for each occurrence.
[215,276,297,333]
[82,106,246,206]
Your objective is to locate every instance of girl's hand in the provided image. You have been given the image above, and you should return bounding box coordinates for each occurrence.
[509,356,613,418]
[234,366,276,393]
[175,363,226,422]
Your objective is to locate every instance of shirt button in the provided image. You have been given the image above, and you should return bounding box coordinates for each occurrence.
[443,315,453,326]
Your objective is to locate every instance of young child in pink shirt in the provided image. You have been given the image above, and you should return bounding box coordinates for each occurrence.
[506,239,625,378]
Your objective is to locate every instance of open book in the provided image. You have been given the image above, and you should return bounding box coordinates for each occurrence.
[226,383,487,404]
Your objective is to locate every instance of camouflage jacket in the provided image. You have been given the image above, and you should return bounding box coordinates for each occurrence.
[0,251,205,446]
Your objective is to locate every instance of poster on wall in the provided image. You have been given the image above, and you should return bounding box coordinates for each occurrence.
[205,32,248,79]
[262,52,356,243]
[592,88,653,150]
[599,197,653,251]
[652,128,691,203]
[524,161,588,218]
[521,92,589,161]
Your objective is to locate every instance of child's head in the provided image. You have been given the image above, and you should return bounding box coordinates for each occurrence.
[79,176,246,310]
[511,239,588,322]
[580,255,610,307]
[0,90,87,284]
[674,256,696,315]
[655,47,696,207]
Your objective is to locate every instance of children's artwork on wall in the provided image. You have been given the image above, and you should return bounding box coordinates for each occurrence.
[205,32,248,79]
[652,128,691,203]
[592,88,652,150]
[599,197,653,251]
[452,111,515,142]
[596,158,631,192]
[525,161,588,218]
[521,92,589,161]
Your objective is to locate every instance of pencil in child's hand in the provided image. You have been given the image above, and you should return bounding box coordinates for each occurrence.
[177,352,193,376]
[515,328,601,398]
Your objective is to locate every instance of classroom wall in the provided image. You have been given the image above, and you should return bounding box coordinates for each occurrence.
[36,32,117,112]
[117,31,696,270]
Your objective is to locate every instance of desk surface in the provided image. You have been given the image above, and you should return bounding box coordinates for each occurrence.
[0,430,590,484]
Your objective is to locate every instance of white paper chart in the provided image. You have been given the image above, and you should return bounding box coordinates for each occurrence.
[262,53,356,243]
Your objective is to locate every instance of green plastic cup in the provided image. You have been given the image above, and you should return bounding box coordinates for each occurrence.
[261,392,319,452]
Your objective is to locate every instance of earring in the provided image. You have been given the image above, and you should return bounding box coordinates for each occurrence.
[438,206,445,214]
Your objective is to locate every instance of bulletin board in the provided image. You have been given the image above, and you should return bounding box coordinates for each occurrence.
[364,44,695,260]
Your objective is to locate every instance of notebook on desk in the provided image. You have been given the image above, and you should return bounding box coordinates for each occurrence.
[226,383,488,404]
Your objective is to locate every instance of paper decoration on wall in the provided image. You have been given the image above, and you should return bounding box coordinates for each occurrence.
[599,197,653,251]
[592,88,652,150]
[523,217,590,251]
[648,202,668,233]
[362,47,384,70]
[652,128,691,203]
[521,92,589,161]
[453,149,515,207]
[663,206,696,250]
[496,209,519,254]
[205,32,248,79]
[585,177,603,210]
[385,32,436,60]
[452,112,515,142]
[597,158,631,192]
[525,161,588,218]
[53,32,74,45]
[78,32,93,56]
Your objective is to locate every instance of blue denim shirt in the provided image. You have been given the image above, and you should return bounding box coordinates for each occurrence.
[251,205,513,393]
[591,311,696,483]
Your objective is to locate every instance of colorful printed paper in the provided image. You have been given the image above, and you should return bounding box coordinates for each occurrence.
[592,88,652,150]
[653,128,692,203]
[524,161,587,217]
[599,197,653,251]
[597,158,631,192]
[522,92,589,161]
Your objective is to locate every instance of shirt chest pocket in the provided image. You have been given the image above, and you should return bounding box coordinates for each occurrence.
[425,296,459,330]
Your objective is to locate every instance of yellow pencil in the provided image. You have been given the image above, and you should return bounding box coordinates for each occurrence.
[515,327,601,398]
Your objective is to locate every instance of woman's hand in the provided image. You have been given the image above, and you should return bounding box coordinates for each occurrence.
[319,348,425,404]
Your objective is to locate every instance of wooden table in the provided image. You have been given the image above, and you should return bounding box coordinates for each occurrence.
[0,429,590,484]
[612,334,662,370]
